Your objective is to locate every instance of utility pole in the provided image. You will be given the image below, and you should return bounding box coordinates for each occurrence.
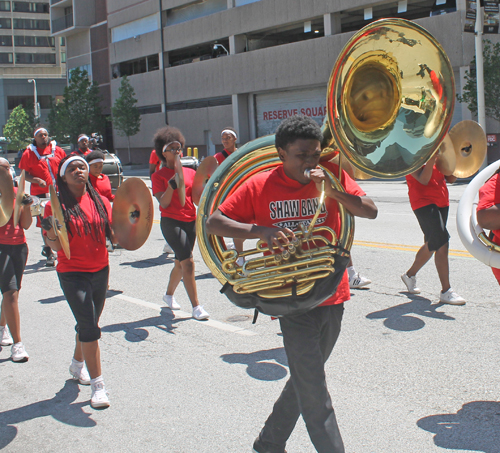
[28,79,40,119]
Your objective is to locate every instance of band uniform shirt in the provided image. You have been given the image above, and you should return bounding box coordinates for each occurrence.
[70,149,92,157]
[214,148,235,165]
[406,165,449,211]
[477,173,500,247]
[89,173,114,202]
[0,188,26,245]
[149,149,161,173]
[19,144,66,196]
[218,164,365,306]
[151,166,196,222]
[43,192,111,273]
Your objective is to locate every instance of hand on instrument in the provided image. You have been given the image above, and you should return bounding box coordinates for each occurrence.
[168,176,178,190]
[41,216,53,231]
[308,167,332,194]
[257,226,295,253]
[21,194,33,206]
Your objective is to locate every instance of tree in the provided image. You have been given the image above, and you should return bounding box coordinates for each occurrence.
[48,68,104,145]
[112,75,141,164]
[457,39,500,122]
[3,105,32,152]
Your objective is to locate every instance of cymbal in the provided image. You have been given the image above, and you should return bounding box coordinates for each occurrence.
[112,177,154,250]
[0,166,14,227]
[13,170,26,227]
[435,134,456,177]
[174,154,186,207]
[192,156,218,206]
[449,120,487,178]
[49,184,71,259]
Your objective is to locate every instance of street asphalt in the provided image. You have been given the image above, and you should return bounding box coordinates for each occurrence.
[1,170,499,453]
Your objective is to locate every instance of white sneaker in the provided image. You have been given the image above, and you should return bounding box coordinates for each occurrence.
[349,273,371,289]
[0,326,13,346]
[192,305,210,320]
[91,379,110,409]
[163,243,173,254]
[401,273,420,294]
[440,288,466,305]
[69,360,91,385]
[163,294,181,310]
[11,342,29,362]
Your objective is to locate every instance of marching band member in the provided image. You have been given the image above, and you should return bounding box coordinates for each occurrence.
[477,168,500,284]
[151,126,209,320]
[19,127,66,267]
[85,150,114,202]
[42,155,112,408]
[402,154,466,304]
[71,134,92,157]
[0,158,32,362]
[214,126,238,164]
[206,115,377,453]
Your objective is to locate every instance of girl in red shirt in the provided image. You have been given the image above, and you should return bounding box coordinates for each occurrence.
[85,150,114,202]
[151,126,209,320]
[0,158,32,362]
[43,155,113,409]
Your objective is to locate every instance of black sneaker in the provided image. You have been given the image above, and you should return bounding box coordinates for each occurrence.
[45,254,56,267]
[252,438,287,453]
[41,246,51,258]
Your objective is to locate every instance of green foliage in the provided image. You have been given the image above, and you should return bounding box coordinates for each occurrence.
[3,105,32,151]
[48,68,104,145]
[457,39,500,122]
[112,76,141,163]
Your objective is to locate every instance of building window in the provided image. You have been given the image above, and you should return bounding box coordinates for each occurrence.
[13,19,50,30]
[111,13,159,43]
[167,39,230,67]
[112,54,160,78]
[14,36,55,47]
[60,37,65,46]
[0,35,12,46]
[13,2,49,13]
[0,52,12,63]
[8,95,51,110]
[0,18,11,29]
[0,1,10,12]
[15,53,56,64]
[61,51,66,63]
[137,104,162,115]
[165,0,227,27]
[69,64,91,79]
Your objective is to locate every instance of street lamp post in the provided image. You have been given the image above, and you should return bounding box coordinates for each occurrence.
[28,79,40,119]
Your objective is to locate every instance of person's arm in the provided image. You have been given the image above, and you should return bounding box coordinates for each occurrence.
[149,163,156,179]
[42,220,62,251]
[24,171,46,188]
[445,174,457,184]
[206,210,294,252]
[409,154,437,186]
[19,198,33,230]
[477,205,500,231]
[309,167,378,219]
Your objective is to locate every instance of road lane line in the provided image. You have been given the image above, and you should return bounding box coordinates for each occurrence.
[108,293,257,336]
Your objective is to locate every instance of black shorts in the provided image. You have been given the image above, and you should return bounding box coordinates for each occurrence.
[413,204,450,252]
[0,243,28,294]
[58,266,109,342]
[160,217,196,262]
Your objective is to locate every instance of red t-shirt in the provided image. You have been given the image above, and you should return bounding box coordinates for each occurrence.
[89,173,114,202]
[70,149,91,157]
[43,192,111,273]
[406,165,449,210]
[149,149,161,173]
[214,149,235,165]
[218,164,365,306]
[477,173,500,246]
[0,188,26,245]
[19,144,66,196]
[151,166,196,222]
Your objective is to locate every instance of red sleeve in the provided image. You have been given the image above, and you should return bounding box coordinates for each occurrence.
[101,175,114,202]
[478,175,500,211]
[18,148,32,172]
[151,170,166,196]
[218,179,257,224]
[214,152,225,165]
[149,150,159,165]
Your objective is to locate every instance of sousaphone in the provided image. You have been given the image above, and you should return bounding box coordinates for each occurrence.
[197,18,455,316]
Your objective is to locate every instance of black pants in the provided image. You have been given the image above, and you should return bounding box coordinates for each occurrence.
[58,266,109,342]
[0,243,28,293]
[160,217,196,262]
[257,304,345,453]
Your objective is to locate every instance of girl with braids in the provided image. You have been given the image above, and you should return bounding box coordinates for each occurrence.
[42,155,113,409]
[151,126,209,320]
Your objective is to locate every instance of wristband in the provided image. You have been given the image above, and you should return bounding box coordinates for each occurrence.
[169,179,178,190]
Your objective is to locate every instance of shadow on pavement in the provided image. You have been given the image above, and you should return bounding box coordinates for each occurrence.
[118,255,174,269]
[23,260,56,276]
[37,295,66,304]
[221,347,288,381]
[417,401,500,452]
[101,306,190,341]
[195,272,216,281]
[0,380,96,449]
[366,295,455,331]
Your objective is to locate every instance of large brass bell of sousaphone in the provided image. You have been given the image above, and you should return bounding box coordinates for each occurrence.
[327,18,455,178]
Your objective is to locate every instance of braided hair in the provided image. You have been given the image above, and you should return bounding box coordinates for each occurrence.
[56,155,112,242]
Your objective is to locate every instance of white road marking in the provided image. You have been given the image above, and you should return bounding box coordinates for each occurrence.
[108,293,257,336]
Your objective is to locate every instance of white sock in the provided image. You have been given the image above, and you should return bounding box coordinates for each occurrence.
[91,375,104,386]
[347,266,356,278]
[71,358,84,368]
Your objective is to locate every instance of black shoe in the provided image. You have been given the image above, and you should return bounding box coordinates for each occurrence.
[252,438,287,453]
[45,254,56,267]
[41,246,51,258]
